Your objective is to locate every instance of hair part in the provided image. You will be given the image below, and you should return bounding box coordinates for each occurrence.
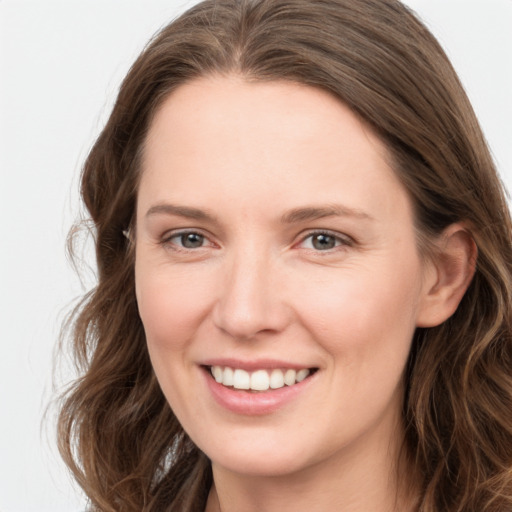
[57,1,512,510]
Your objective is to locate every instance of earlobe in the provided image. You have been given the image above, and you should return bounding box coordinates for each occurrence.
[416,224,477,328]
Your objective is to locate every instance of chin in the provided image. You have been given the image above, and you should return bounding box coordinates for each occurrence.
[196,429,326,478]
[211,451,310,478]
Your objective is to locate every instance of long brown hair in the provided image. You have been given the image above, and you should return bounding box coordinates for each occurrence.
[57,0,512,510]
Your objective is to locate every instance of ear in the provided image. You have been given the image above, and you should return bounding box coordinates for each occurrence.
[416,223,477,328]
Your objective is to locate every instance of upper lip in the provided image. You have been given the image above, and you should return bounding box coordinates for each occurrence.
[200,358,317,371]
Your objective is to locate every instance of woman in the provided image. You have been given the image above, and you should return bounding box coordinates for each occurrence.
[57,0,512,510]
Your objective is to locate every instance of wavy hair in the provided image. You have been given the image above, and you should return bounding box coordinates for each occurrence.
[57,0,512,510]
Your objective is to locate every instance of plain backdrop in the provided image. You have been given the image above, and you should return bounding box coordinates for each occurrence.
[1,1,511,510]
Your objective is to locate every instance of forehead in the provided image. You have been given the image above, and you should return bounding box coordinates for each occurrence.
[138,76,411,225]
[143,76,386,165]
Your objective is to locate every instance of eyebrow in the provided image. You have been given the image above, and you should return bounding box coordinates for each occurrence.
[145,202,373,224]
[145,203,218,222]
[280,204,373,224]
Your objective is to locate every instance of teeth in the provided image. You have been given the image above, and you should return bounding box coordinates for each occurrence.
[296,368,310,382]
[251,370,270,391]
[213,366,223,383]
[284,369,296,386]
[223,366,234,386]
[233,369,250,390]
[269,369,284,389]
[210,366,312,391]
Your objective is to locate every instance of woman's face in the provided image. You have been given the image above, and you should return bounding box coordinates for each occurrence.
[135,76,434,477]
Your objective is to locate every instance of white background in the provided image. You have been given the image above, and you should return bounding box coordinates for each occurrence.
[1,1,511,510]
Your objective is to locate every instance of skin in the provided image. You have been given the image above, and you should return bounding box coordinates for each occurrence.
[135,76,475,511]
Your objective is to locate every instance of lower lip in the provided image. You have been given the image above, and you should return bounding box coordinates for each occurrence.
[202,368,316,415]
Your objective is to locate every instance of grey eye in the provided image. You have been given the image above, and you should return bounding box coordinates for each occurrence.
[311,233,337,250]
[174,232,205,249]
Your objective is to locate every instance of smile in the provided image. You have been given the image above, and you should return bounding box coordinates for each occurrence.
[209,366,315,391]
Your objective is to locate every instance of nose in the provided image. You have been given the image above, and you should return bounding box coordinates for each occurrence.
[212,250,291,341]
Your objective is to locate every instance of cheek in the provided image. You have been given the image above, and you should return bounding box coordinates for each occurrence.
[135,262,214,353]
[293,260,422,365]
[134,262,215,419]
[289,261,423,442]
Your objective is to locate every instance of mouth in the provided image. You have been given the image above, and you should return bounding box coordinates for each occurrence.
[204,365,319,392]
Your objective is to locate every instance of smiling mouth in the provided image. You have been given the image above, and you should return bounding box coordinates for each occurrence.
[206,365,318,392]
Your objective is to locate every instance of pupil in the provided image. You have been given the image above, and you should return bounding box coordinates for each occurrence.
[313,234,335,250]
[182,233,204,248]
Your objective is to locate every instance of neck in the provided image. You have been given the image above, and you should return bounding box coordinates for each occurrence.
[205,415,420,512]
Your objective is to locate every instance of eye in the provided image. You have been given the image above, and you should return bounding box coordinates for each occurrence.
[164,231,209,249]
[299,231,351,251]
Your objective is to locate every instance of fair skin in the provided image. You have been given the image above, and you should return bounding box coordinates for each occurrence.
[135,76,475,512]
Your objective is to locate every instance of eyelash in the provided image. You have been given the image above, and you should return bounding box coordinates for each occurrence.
[159,229,353,253]
[161,230,213,251]
[298,230,353,252]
